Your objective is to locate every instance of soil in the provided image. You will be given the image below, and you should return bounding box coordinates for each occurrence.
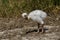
[0,17,60,40]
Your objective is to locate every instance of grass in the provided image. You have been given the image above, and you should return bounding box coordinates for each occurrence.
[0,0,60,18]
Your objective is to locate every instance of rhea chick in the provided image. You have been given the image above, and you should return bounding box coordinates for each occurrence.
[22,10,47,33]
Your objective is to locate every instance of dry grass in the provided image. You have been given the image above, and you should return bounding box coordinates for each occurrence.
[0,0,60,18]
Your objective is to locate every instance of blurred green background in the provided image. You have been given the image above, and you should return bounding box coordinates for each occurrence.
[0,0,60,18]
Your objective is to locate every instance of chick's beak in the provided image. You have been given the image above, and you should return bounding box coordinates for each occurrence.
[24,15,28,20]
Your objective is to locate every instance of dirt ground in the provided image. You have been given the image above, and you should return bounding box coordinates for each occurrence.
[0,17,60,40]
